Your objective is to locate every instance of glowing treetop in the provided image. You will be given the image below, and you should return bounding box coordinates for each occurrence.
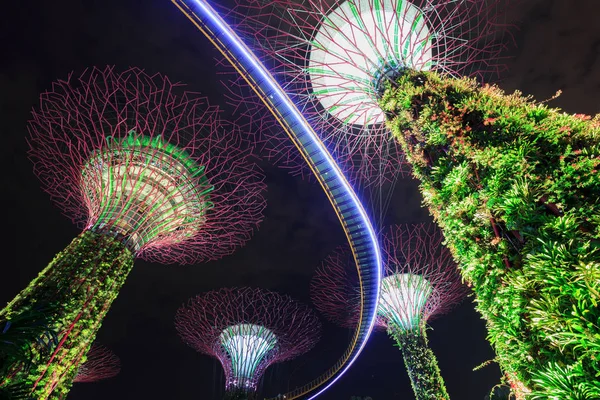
[222,0,510,186]
[175,287,321,396]
[0,66,265,399]
[73,344,120,383]
[312,224,466,399]
[28,66,266,264]
[312,223,465,331]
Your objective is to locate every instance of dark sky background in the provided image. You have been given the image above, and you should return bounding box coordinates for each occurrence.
[2,0,600,399]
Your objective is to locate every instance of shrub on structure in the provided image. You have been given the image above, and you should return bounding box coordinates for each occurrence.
[380,69,600,399]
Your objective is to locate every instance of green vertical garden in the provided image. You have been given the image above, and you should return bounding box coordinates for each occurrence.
[0,231,134,399]
[380,70,600,398]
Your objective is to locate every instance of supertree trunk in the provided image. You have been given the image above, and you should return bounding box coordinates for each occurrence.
[392,329,448,400]
[0,230,133,399]
[380,70,600,398]
[224,388,256,400]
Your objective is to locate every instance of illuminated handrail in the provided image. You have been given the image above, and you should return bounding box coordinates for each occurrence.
[171,0,382,398]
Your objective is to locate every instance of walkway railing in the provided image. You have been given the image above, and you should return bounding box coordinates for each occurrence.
[171,1,382,398]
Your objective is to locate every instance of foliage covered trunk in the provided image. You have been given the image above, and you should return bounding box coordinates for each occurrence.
[380,70,600,398]
[224,388,255,400]
[0,231,133,399]
[393,329,449,400]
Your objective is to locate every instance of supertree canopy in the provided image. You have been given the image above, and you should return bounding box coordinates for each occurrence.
[73,344,120,384]
[175,287,321,399]
[0,66,266,399]
[218,0,510,188]
[311,223,466,400]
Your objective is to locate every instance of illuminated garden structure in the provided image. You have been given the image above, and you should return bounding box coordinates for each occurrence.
[220,0,509,188]
[311,224,466,399]
[175,287,321,400]
[73,344,120,384]
[0,66,266,399]
[380,68,600,397]
[220,0,600,396]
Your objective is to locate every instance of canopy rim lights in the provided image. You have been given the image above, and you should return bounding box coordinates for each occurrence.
[81,130,214,252]
[307,0,433,127]
[220,323,278,390]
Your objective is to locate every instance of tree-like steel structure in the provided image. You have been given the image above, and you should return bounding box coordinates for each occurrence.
[215,0,600,395]
[73,344,120,383]
[311,224,466,400]
[175,287,321,400]
[0,66,266,399]
[218,0,510,188]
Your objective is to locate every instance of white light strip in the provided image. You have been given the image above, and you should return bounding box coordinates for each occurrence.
[184,0,382,397]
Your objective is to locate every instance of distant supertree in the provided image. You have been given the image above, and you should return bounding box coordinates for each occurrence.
[175,287,321,400]
[73,344,120,383]
[311,224,466,399]
[218,0,510,188]
[0,66,266,399]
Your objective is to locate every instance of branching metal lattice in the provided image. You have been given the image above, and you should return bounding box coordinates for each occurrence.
[175,287,321,394]
[380,223,467,334]
[310,248,386,330]
[28,65,266,264]
[73,344,120,383]
[312,223,466,332]
[0,66,266,399]
[218,0,512,187]
[312,223,467,399]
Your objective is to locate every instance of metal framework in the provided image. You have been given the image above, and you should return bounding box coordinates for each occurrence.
[216,0,512,188]
[29,66,266,264]
[312,223,466,331]
[379,223,467,332]
[171,1,383,398]
[73,344,120,383]
[0,67,266,399]
[175,288,321,394]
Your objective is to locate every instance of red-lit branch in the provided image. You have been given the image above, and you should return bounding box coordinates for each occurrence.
[73,344,120,383]
[310,248,386,329]
[28,66,266,264]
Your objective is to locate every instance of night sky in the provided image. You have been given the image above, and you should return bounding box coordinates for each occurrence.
[2,0,600,399]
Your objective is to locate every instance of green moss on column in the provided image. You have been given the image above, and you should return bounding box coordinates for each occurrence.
[392,329,449,400]
[0,230,134,399]
[380,70,600,398]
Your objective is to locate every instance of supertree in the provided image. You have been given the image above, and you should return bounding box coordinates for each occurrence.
[222,1,600,396]
[217,0,510,190]
[175,287,321,400]
[0,66,266,399]
[72,344,120,384]
[311,223,466,399]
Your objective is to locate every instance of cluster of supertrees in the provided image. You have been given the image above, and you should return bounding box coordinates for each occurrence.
[3,0,598,398]
[0,63,331,400]
[218,0,600,397]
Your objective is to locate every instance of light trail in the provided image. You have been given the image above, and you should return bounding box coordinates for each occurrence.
[171,0,383,398]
